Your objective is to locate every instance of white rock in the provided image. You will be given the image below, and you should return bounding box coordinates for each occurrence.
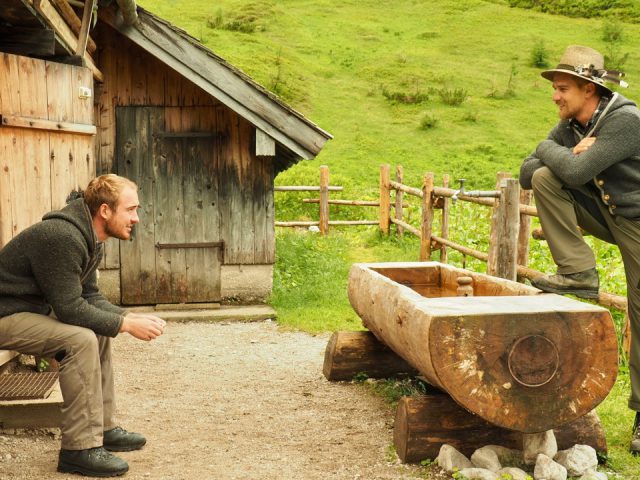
[308,225,320,233]
[554,444,598,477]
[437,444,473,472]
[485,445,525,468]
[472,446,502,471]
[534,453,567,480]
[578,469,607,480]
[523,430,558,465]
[497,467,531,480]
[458,467,500,480]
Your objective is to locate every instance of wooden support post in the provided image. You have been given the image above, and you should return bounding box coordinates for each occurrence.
[394,394,607,463]
[517,189,533,282]
[379,164,391,235]
[75,0,96,57]
[322,331,418,381]
[319,165,329,235]
[419,172,434,261]
[440,174,450,263]
[488,177,520,281]
[394,165,404,237]
[487,172,511,277]
[623,311,632,361]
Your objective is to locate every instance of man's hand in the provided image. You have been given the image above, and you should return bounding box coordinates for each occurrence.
[573,137,596,154]
[120,312,166,341]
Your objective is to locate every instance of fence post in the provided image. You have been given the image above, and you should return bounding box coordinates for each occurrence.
[490,178,520,281]
[487,172,511,277]
[440,174,450,263]
[395,165,404,237]
[379,164,391,235]
[319,165,329,235]
[420,172,434,261]
[517,189,533,281]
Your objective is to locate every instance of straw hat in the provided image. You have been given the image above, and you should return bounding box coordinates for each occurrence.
[541,45,628,93]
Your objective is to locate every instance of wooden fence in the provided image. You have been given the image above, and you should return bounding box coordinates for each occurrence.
[276,164,631,355]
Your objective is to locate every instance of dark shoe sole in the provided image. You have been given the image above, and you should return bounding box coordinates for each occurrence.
[103,443,145,452]
[57,463,129,478]
[530,281,599,300]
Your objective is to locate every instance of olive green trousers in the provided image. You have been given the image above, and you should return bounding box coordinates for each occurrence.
[0,312,117,449]
[531,166,640,411]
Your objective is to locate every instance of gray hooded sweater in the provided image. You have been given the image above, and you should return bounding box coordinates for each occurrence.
[0,199,125,337]
[520,93,640,219]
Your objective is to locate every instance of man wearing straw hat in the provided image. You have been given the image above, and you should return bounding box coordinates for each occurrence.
[519,44,640,454]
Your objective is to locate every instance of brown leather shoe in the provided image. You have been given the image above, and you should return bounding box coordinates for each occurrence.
[531,268,599,299]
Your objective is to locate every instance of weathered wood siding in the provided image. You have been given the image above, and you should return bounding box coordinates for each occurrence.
[0,52,94,247]
[95,25,275,269]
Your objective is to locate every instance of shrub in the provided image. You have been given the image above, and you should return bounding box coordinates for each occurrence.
[419,112,438,130]
[381,86,430,105]
[530,39,550,68]
[438,87,468,106]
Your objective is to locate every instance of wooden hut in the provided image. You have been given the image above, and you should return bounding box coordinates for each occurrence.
[0,0,332,305]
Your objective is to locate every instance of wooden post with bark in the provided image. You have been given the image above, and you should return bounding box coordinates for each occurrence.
[440,174,450,263]
[517,189,533,280]
[487,176,520,281]
[379,164,391,235]
[319,165,329,235]
[419,173,434,261]
[394,165,404,237]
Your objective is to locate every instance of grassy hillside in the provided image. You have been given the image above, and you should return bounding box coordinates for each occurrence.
[136,0,640,476]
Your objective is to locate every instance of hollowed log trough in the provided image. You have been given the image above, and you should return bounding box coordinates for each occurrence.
[345,261,618,434]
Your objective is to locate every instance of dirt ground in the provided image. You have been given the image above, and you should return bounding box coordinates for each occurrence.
[0,319,434,479]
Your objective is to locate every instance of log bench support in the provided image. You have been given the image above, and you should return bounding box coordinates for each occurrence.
[324,330,608,464]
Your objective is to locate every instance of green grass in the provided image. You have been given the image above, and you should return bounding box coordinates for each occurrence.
[135,0,640,476]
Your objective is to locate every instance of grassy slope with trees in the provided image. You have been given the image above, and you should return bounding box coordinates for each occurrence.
[137,0,639,475]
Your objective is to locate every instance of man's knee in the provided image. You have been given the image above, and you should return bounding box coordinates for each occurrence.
[531,166,558,190]
[61,328,99,360]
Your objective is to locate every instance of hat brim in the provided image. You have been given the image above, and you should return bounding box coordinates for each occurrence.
[541,69,613,94]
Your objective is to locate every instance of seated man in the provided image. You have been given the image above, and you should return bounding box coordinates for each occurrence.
[0,174,166,476]
[519,45,640,454]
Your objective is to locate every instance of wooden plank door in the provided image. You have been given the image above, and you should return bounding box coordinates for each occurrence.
[117,106,221,305]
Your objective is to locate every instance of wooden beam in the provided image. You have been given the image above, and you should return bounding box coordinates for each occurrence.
[33,0,103,82]
[51,0,97,54]
[0,26,56,56]
[0,114,97,135]
[255,128,276,157]
[75,0,96,57]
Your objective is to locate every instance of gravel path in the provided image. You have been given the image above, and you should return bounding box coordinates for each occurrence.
[0,320,430,479]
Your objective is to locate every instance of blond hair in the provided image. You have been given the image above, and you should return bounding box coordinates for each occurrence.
[84,174,138,216]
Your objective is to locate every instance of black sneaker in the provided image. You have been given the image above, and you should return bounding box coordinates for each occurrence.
[58,447,129,477]
[531,267,599,299]
[103,427,146,452]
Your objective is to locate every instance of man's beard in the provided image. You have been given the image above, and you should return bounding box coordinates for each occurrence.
[105,221,134,241]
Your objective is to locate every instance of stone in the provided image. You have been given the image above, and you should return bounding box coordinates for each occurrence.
[486,445,525,469]
[578,469,608,480]
[471,446,502,472]
[497,467,531,480]
[437,444,473,472]
[554,444,598,477]
[524,430,558,465]
[534,454,567,480]
[458,467,500,480]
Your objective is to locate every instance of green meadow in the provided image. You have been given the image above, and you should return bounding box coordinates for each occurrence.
[138,0,640,476]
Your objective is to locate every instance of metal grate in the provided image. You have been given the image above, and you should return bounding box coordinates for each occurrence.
[0,372,59,401]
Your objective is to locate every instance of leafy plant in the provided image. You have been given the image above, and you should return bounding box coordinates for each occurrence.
[419,112,439,130]
[438,87,468,106]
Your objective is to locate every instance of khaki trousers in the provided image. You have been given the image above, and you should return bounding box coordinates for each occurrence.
[531,166,640,411]
[0,312,116,449]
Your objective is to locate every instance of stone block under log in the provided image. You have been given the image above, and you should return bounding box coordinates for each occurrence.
[394,394,607,463]
[322,330,418,381]
[348,262,618,433]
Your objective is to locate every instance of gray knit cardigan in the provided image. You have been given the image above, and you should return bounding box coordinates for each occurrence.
[520,93,640,219]
[0,199,125,337]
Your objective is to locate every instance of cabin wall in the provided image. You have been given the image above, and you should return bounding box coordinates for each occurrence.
[95,26,274,303]
[0,52,94,248]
